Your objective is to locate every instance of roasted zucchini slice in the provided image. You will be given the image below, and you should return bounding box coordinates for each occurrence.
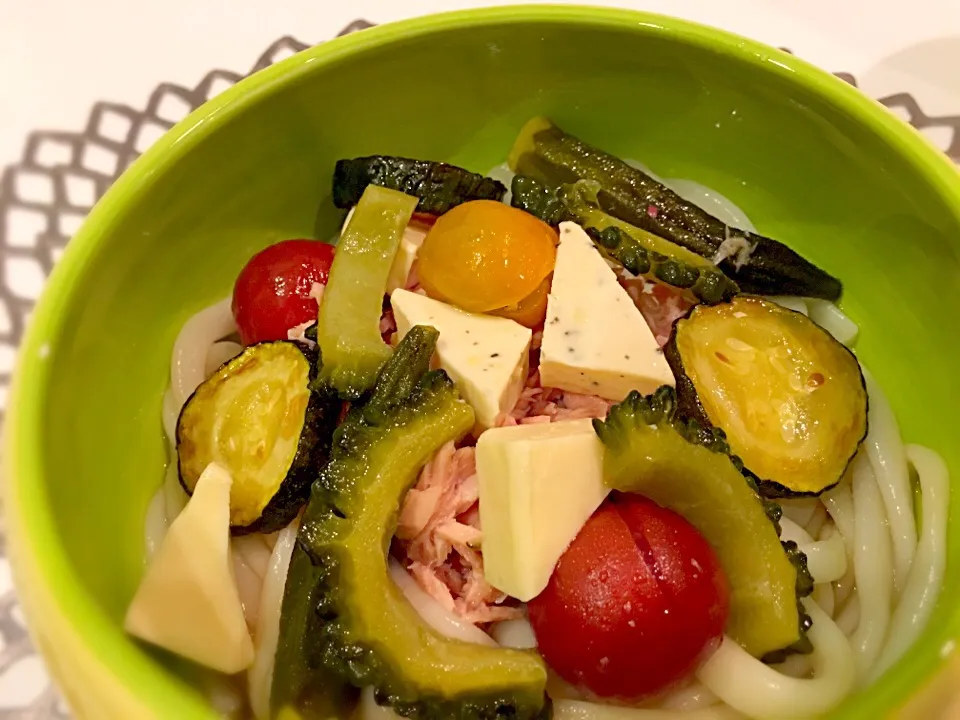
[664,296,868,497]
[593,386,814,661]
[176,341,339,534]
[333,156,507,215]
[508,117,842,300]
[273,326,550,720]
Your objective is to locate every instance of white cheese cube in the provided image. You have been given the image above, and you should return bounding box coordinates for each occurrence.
[386,223,429,293]
[391,289,531,429]
[540,222,674,401]
[476,419,609,601]
[125,463,254,674]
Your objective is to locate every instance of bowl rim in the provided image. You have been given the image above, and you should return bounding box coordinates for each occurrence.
[5,5,960,718]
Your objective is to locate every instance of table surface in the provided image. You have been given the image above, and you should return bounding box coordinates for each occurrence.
[0,1,958,716]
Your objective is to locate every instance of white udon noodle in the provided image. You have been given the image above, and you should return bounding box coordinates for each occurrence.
[143,173,950,720]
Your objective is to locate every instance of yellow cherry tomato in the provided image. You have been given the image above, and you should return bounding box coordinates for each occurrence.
[417,200,557,313]
[491,275,551,328]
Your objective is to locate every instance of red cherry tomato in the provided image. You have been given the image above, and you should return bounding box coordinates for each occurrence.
[528,494,729,702]
[232,239,335,345]
[411,212,439,227]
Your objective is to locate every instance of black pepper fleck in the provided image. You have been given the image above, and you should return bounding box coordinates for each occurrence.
[568,347,576,353]
[624,354,631,360]
[490,353,500,358]
[592,381,600,387]
[655,348,664,355]
[549,317,560,325]
[473,341,479,346]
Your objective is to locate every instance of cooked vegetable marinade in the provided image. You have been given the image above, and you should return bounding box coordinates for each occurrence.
[127,113,948,720]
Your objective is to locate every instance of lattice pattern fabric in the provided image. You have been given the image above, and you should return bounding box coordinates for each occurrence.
[0,22,368,719]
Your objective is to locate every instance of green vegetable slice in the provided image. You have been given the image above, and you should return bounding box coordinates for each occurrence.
[273,326,549,720]
[333,156,507,215]
[317,184,418,399]
[665,296,868,497]
[511,175,737,303]
[176,341,339,534]
[508,117,842,300]
[593,386,813,661]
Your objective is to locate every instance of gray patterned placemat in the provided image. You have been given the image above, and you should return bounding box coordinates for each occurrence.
[0,22,956,718]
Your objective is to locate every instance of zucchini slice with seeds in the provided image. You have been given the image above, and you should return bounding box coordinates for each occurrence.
[664,295,868,497]
[176,341,339,534]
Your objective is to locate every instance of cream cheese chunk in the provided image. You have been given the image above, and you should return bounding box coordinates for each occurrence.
[391,289,531,429]
[125,462,254,674]
[386,222,429,293]
[540,222,674,401]
[476,419,609,601]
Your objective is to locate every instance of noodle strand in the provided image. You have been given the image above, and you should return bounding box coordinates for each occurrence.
[812,583,835,618]
[870,445,950,680]
[205,340,244,377]
[822,482,856,563]
[780,518,846,585]
[860,368,917,597]
[162,388,179,446]
[248,519,300,720]
[836,596,861,637]
[659,682,719,711]
[849,454,893,682]
[551,700,743,720]
[696,599,855,719]
[799,533,847,586]
[170,296,235,410]
[163,451,188,525]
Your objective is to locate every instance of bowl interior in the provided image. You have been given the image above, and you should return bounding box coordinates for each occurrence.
[9,7,960,718]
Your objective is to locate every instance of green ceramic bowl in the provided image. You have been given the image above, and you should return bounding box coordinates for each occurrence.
[6,5,960,719]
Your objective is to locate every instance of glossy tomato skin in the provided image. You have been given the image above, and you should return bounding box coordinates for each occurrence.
[416,200,557,313]
[232,239,335,345]
[528,494,729,702]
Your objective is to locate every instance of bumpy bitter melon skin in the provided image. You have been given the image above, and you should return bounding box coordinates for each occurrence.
[508,117,842,300]
[333,156,507,216]
[509,117,843,301]
[510,175,737,304]
[273,326,549,720]
[593,386,814,662]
